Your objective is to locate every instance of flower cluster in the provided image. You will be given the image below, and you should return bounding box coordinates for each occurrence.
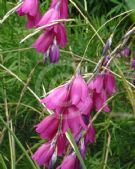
[88,71,117,112]
[17,0,68,63]
[32,70,116,168]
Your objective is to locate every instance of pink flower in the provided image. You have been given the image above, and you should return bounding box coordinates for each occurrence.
[35,114,59,140]
[70,73,89,105]
[51,0,69,19]
[104,72,117,96]
[26,12,42,28]
[32,24,67,63]
[88,71,117,112]
[37,8,59,28]
[57,153,80,169]
[17,0,41,28]
[32,31,54,53]
[62,106,87,135]
[93,90,110,112]
[41,84,69,112]
[55,24,68,48]
[17,0,39,16]
[60,0,69,19]
[41,73,91,135]
[32,142,55,166]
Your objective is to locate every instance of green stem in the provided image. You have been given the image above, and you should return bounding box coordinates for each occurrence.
[66,129,87,169]
[0,116,38,169]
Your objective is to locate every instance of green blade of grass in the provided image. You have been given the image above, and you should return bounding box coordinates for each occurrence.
[0,155,7,169]
[66,129,87,169]
[0,116,38,169]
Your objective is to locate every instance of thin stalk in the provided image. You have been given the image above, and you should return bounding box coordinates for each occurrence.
[1,55,16,169]
[66,129,86,169]
[0,116,38,169]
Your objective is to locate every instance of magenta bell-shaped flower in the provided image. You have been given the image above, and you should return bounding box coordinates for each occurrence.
[56,153,81,169]
[37,7,60,28]
[104,71,117,96]
[35,114,59,140]
[93,89,110,112]
[16,0,41,28]
[41,72,92,136]
[70,73,89,105]
[32,24,67,62]
[32,30,54,53]
[41,84,69,112]
[32,142,55,166]
[88,71,117,112]
[62,106,87,136]
[51,0,69,19]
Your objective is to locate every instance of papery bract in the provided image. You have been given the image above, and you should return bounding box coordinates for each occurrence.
[49,41,60,63]
[85,123,96,143]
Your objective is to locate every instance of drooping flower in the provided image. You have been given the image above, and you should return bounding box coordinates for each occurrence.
[50,0,69,19]
[88,71,117,112]
[32,23,67,63]
[70,72,89,105]
[32,31,54,53]
[37,7,60,28]
[62,106,87,135]
[26,12,41,28]
[16,0,41,28]
[41,84,69,112]
[93,90,110,112]
[35,114,60,140]
[56,153,81,169]
[104,71,117,96]
[41,72,91,135]
[31,0,68,63]
[32,142,55,166]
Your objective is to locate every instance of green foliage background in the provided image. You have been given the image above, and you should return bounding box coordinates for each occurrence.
[0,0,135,169]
